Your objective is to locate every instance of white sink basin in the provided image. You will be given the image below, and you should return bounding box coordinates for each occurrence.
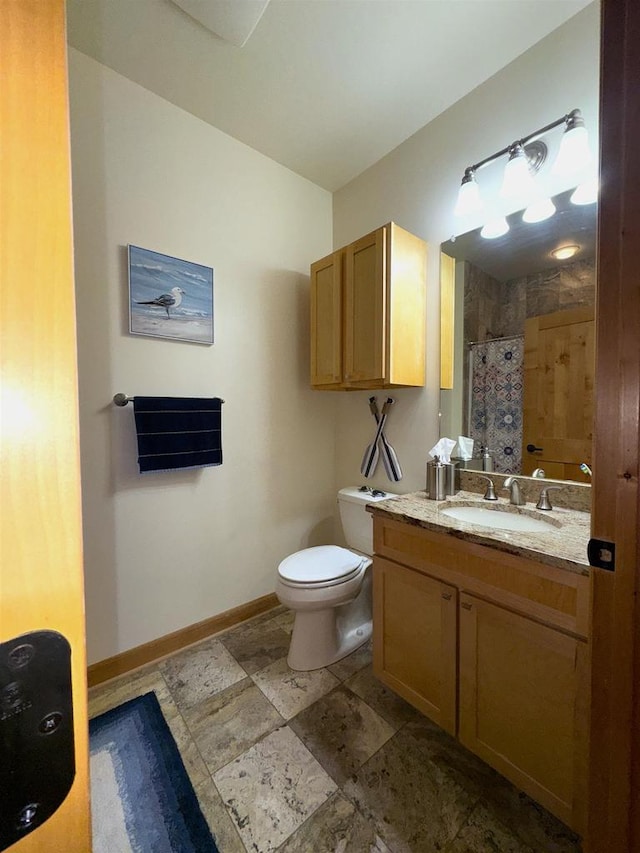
[440,505,556,533]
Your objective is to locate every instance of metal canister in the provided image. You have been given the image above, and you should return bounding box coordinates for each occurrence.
[426,456,446,500]
[443,461,459,496]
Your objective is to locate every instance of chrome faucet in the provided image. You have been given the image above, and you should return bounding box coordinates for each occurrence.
[536,485,563,511]
[479,475,497,501]
[503,476,525,506]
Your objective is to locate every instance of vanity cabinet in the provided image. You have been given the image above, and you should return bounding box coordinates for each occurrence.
[310,222,426,390]
[373,557,457,733]
[372,515,589,833]
[458,593,588,831]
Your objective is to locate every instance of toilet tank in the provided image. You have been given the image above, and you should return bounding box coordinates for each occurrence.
[338,487,396,555]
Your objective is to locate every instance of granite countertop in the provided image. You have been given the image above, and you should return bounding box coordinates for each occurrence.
[368,490,591,575]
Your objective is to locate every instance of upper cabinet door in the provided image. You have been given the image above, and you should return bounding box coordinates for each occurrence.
[310,251,343,387]
[344,226,387,383]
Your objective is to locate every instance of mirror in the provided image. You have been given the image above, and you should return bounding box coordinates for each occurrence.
[439,188,596,483]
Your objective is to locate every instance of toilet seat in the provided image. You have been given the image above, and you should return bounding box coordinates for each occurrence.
[278,545,367,588]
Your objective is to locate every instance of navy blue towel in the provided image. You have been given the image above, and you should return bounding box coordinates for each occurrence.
[133,397,223,473]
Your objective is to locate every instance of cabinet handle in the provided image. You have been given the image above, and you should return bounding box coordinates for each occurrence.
[441,592,452,601]
[461,601,472,611]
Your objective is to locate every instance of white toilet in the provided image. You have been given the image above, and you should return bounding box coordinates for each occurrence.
[276,486,394,671]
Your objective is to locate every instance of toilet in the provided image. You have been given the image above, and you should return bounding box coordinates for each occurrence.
[276,486,394,671]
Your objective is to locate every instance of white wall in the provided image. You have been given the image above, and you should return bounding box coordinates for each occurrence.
[332,3,600,496]
[69,50,335,664]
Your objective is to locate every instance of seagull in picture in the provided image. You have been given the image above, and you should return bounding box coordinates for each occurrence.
[136,286,185,319]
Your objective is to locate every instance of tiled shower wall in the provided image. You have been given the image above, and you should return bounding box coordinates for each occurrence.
[463,256,596,343]
[461,257,596,438]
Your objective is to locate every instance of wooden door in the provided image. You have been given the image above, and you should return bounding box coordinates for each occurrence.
[458,594,588,833]
[588,0,640,847]
[310,250,343,387]
[373,557,457,734]
[344,226,386,384]
[522,306,595,481]
[1,2,91,851]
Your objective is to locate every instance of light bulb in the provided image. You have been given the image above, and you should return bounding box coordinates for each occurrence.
[500,145,537,201]
[480,217,509,239]
[522,197,556,223]
[553,112,591,175]
[454,171,482,217]
[570,177,598,205]
[551,245,580,261]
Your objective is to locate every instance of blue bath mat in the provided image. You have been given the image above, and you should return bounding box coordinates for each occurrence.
[89,692,219,853]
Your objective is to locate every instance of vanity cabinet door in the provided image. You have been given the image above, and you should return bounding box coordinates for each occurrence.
[310,250,344,388]
[373,556,457,734]
[458,593,588,832]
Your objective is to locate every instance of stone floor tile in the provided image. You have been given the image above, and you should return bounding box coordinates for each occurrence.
[405,715,581,851]
[213,726,337,853]
[88,666,168,719]
[342,728,477,853]
[251,657,339,719]
[89,668,209,787]
[273,609,295,635]
[289,684,394,785]
[344,664,421,731]
[159,637,246,710]
[164,709,211,788]
[446,802,537,852]
[478,784,583,853]
[184,677,284,773]
[219,618,291,675]
[276,791,393,853]
[404,714,507,799]
[327,638,372,681]
[194,776,247,853]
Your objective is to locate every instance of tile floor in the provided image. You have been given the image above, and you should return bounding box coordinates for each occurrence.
[88,606,583,853]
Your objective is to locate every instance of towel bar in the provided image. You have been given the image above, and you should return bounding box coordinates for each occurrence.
[113,393,225,406]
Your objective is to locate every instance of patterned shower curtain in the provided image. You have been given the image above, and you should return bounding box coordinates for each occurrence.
[469,336,524,475]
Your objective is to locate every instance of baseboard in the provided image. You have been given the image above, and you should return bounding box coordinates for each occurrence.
[87,592,280,688]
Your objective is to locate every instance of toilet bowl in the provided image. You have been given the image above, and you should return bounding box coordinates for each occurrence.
[276,487,395,671]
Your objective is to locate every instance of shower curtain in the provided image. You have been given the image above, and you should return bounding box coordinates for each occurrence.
[469,336,524,475]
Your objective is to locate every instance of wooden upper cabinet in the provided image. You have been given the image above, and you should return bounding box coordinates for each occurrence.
[310,222,427,390]
[310,250,344,387]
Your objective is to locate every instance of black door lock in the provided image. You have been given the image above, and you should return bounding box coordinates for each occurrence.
[526,443,544,453]
[1,630,75,850]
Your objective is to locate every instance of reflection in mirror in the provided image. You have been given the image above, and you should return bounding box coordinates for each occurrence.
[440,188,596,483]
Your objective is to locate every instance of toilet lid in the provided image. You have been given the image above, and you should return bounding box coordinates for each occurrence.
[278,545,366,584]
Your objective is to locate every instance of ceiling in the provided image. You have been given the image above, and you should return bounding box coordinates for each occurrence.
[66,0,593,192]
[441,189,597,282]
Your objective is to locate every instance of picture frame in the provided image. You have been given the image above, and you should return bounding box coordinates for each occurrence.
[128,245,214,345]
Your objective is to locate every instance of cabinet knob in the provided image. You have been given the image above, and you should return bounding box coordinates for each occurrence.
[442,592,452,601]
[461,601,473,611]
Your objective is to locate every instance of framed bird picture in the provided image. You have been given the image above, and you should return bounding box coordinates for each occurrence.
[128,245,214,345]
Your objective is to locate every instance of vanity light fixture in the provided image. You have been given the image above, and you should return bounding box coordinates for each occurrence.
[570,176,598,205]
[522,196,556,223]
[552,110,592,175]
[500,143,539,201]
[551,244,580,261]
[454,108,593,221]
[453,168,483,217]
[480,217,509,239]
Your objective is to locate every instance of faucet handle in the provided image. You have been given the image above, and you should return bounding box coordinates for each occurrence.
[536,485,563,511]
[479,475,497,501]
